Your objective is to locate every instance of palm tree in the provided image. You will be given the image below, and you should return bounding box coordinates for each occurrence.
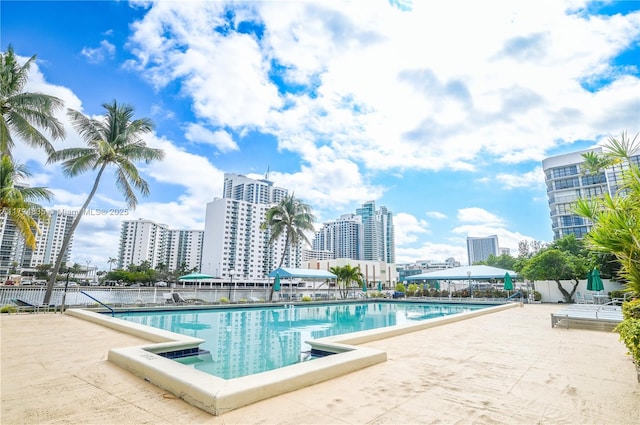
[0,154,52,248]
[107,257,118,271]
[261,194,315,300]
[1,45,65,156]
[330,264,364,299]
[43,100,165,304]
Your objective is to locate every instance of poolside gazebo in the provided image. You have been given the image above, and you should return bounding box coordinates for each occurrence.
[405,265,519,295]
[267,268,338,300]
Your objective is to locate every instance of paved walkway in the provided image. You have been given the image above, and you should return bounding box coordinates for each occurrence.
[1,304,638,424]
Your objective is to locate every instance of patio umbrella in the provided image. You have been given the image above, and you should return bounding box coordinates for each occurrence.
[178,272,214,289]
[273,273,281,292]
[362,282,367,293]
[504,272,514,296]
[434,280,440,290]
[587,268,604,292]
[377,281,382,292]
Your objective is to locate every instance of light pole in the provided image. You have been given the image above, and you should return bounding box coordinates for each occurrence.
[228,269,235,301]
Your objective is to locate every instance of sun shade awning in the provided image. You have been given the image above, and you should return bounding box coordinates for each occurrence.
[267,267,337,279]
[405,265,518,281]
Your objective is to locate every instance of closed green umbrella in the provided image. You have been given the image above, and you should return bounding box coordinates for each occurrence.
[377,281,382,292]
[434,280,440,290]
[504,272,514,296]
[274,273,281,292]
[362,282,367,293]
[587,268,604,292]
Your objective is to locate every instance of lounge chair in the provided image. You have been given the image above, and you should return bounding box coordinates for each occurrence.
[10,298,44,312]
[162,293,175,304]
[172,292,187,304]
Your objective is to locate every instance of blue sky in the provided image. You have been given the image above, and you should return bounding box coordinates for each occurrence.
[2,0,639,269]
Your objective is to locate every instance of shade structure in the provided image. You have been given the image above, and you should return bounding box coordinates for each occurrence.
[587,268,604,292]
[178,272,214,280]
[503,273,514,291]
[406,265,518,281]
[274,273,281,292]
[267,267,337,279]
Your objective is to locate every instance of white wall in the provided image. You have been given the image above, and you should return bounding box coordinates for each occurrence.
[531,279,625,303]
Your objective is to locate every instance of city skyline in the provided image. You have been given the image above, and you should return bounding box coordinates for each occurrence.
[2,1,639,269]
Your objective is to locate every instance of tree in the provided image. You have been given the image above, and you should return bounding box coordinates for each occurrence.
[575,132,640,295]
[520,239,590,303]
[261,194,315,300]
[107,257,118,271]
[1,46,64,248]
[330,264,364,299]
[0,155,51,248]
[1,45,65,156]
[43,101,165,304]
[476,253,517,270]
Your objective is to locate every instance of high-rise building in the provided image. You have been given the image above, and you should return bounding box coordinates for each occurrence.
[312,214,363,260]
[542,147,640,240]
[163,229,204,272]
[0,208,75,280]
[117,219,203,271]
[466,235,499,265]
[355,201,395,263]
[201,173,302,280]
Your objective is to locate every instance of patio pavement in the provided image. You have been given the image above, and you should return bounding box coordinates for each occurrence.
[1,303,638,424]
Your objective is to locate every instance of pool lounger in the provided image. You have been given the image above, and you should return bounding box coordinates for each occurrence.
[551,305,623,331]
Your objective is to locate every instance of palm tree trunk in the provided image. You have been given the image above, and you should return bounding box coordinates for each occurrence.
[269,232,290,302]
[43,164,107,305]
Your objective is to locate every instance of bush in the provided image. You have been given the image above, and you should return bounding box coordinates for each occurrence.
[219,297,230,304]
[1,305,17,314]
[301,295,312,302]
[615,318,640,366]
[622,299,640,320]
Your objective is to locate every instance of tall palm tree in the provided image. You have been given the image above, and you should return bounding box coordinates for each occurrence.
[1,45,65,156]
[261,194,315,300]
[0,154,51,248]
[107,256,118,271]
[43,100,165,304]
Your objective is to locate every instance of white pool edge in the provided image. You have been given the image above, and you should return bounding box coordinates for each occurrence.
[66,302,519,415]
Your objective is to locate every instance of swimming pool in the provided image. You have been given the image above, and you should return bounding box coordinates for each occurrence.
[115,301,488,379]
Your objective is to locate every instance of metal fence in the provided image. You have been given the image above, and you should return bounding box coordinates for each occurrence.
[0,286,343,308]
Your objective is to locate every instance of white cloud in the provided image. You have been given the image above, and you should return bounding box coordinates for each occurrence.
[496,167,546,189]
[425,211,446,219]
[394,212,430,245]
[184,124,239,152]
[80,40,116,64]
[457,207,505,225]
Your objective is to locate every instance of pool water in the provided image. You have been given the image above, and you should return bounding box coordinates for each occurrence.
[116,302,487,379]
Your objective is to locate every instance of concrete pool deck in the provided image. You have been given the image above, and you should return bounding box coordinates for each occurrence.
[1,303,639,424]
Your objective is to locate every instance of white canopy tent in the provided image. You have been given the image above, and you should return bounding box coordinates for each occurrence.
[405,265,518,281]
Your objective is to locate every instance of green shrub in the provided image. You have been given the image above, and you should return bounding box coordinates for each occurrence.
[238,298,248,303]
[1,305,17,314]
[395,283,406,293]
[622,299,640,320]
[219,297,230,304]
[615,318,640,365]
[301,295,312,302]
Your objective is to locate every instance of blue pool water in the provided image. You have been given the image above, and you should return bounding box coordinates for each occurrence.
[116,302,488,379]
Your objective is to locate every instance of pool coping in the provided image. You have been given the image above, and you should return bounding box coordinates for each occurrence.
[66,302,519,415]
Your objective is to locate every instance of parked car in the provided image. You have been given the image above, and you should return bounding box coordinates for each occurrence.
[155,281,168,287]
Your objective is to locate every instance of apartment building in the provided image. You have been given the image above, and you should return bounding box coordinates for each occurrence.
[542,147,640,240]
[201,173,302,280]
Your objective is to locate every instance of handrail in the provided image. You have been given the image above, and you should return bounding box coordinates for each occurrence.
[80,291,115,317]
